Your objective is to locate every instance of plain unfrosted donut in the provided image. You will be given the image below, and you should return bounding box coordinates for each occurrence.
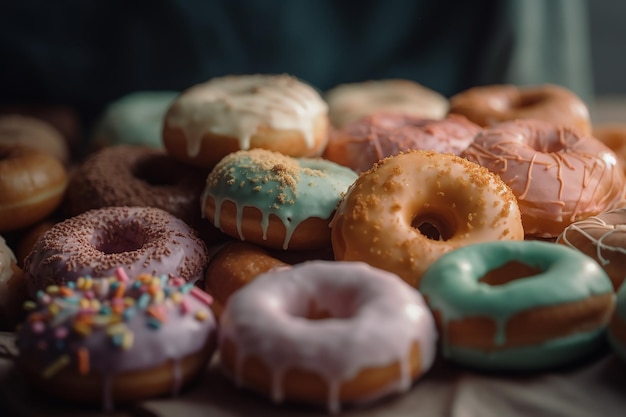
[0,144,68,233]
[0,115,70,163]
[219,261,437,413]
[330,150,524,287]
[448,84,591,134]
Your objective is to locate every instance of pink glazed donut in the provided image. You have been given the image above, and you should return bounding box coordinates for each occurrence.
[219,261,437,413]
[23,206,208,297]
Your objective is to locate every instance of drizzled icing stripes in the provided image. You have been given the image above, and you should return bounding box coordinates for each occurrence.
[461,120,626,237]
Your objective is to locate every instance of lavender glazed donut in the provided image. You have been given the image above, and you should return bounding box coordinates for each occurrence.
[219,261,437,413]
[16,269,217,409]
[324,113,481,172]
[23,206,208,297]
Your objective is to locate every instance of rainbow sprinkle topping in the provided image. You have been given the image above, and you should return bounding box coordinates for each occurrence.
[19,267,214,379]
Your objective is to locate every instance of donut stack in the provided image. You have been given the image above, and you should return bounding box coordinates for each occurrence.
[3,74,626,414]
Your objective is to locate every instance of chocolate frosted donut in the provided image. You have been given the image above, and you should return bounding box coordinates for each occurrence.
[324,113,481,172]
[66,145,209,228]
[24,206,208,297]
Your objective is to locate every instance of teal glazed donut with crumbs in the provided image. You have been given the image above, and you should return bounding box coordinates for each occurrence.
[419,240,615,371]
[201,148,358,251]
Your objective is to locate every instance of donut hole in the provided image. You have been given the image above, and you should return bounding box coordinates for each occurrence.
[132,155,180,186]
[515,93,544,109]
[479,261,542,286]
[294,299,355,321]
[411,213,455,241]
[0,147,13,160]
[92,222,145,254]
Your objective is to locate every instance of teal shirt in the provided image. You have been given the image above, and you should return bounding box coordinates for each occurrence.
[0,0,592,126]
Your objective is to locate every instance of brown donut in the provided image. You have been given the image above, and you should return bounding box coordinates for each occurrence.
[64,145,226,244]
[0,115,70,164]
[448,84,591,134]
[0,144,68,233]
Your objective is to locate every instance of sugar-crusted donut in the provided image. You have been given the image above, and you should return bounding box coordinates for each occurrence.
[65,145,211,232]
[557,208,626,291]
[91,91,179,149]
[592,124,626,176]
[608,278,626,362]
[330,150,524,287]
[16,269,217,410]
[325,79,449,128]
[420,241,615,370]
[204,241,288,319]
[202,149,358,250]
[462,119,626,238]
[0,115,70,164]
[0,234,27,328]
[23,206,208,297]
[448,84,592,134]
[219,261,437,413]
[324,113,481,172]
[0,144,68,233]
[163,74,329,168]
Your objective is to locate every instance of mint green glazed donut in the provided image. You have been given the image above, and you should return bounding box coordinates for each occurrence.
[91,91,179,149]
[420,240,614,371]
[608,281,626,362]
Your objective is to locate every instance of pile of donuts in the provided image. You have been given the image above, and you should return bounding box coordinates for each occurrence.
[1,74,626,413]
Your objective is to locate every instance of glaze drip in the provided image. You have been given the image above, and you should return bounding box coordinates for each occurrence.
[219,261,438,412]
[202,149,357,249]
[166,74,328,156]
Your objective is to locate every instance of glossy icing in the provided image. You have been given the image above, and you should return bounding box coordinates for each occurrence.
[24,207,208,297]
[16,270,217,409]
[325,79,449,128]
[609,279,626,361]
[461,119,626,237]
[219,261,437,413]
[420,240,614,370]
[92,91,179,148]
[330,150,524,287]
[166,74,328,156]
[325,113,481,173]
[202,149,357,249]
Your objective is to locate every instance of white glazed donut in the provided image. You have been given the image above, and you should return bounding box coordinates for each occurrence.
[163,74,329,167]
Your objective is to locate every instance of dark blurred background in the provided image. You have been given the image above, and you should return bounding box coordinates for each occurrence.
[0,0,624,128]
